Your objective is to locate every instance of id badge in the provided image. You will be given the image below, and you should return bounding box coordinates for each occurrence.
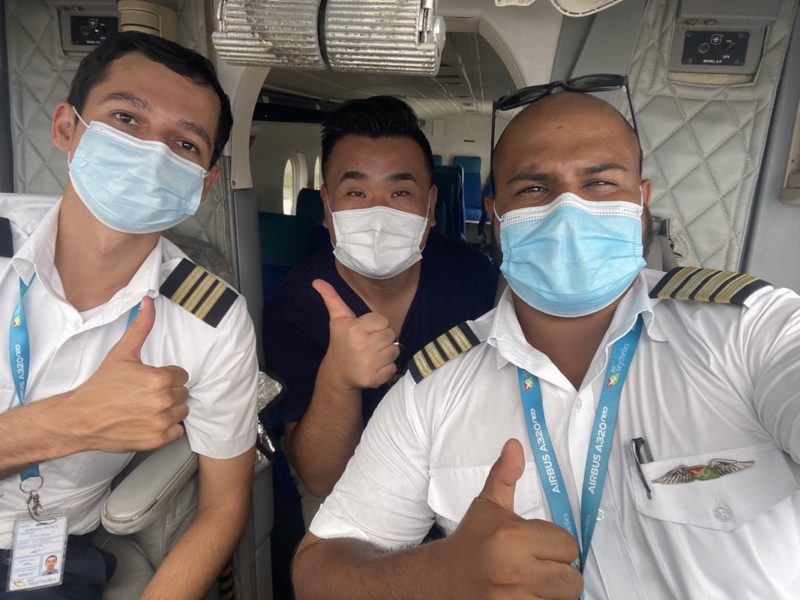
[6,513,68,592]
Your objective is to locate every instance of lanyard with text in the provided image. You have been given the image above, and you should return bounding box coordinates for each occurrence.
[8,275,140,517]
[517,316,642,572]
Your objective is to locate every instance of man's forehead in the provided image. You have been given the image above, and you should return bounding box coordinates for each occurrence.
[328,135,427,173]
[493,93,638,173]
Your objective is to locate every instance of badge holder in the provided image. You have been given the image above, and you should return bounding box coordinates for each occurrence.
[6,477,68,592]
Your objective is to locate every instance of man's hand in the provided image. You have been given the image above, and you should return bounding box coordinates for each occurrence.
[68,296,190,452]
[445,439,584,599]
[313,279,400,390]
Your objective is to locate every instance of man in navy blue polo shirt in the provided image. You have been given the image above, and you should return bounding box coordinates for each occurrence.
[263,96,498,524]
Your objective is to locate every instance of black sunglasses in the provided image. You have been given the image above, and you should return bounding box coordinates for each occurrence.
[489,74,640,187]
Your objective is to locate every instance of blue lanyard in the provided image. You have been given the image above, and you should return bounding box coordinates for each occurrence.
[10,277,38,481]
[518,316,642,572]
[9,276,140,484]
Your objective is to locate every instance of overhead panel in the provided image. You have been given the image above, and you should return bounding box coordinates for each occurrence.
[212,0,325,69]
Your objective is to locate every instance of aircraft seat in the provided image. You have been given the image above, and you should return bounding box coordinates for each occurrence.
[432,165,465,240]
[432,154,443,166]
[451,156,484,223]
[259,212,315,300]
[294,188,330,251]
[295,188,324,226]
[98,372,281,600]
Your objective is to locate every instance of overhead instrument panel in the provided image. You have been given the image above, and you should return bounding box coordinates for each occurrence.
[212,0,445,76]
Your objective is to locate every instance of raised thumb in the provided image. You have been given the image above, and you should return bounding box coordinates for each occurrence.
[313,279,355,320]
[111,296,155,361]
[479,438,525,512]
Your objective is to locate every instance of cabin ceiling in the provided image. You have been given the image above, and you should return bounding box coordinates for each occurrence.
[260,31,516,120]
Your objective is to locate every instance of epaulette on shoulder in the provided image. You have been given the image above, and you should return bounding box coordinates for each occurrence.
[649,266,771,305]
[160,258,238,327]
[408,322,481,384]
[0,217,13,258]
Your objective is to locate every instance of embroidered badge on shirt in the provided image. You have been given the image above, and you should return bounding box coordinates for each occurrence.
[652,458,755,484]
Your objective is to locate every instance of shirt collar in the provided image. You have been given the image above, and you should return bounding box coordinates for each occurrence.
[10,200,164,322]
[11,200,60,287]
[486,271,664,388]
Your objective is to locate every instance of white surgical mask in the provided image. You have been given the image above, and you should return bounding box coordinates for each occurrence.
[330,204,429,279]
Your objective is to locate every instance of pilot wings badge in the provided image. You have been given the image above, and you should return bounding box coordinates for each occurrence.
[652,459,755,484]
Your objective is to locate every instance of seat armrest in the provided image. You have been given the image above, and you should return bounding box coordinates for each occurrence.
[102,436,198,536]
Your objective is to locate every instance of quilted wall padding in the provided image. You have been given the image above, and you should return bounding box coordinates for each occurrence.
[5,0,234,284]
[5,0,208,195]
[628,0,798,271]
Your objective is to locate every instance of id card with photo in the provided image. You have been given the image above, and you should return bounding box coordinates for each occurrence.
[6,514,68,592]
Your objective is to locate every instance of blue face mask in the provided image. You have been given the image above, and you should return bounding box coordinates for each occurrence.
[498,192,645,317]
[68,109,207,234]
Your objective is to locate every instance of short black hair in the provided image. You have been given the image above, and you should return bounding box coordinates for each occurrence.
[67,31,233,166]
[321,96,434,182]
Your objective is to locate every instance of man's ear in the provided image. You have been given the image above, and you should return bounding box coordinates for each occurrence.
[427,184,438,228]
[484,194,495,218]
[51,101,81,152]
[641,179,652,208]
[201,164,220,199]
[320,184,332,231]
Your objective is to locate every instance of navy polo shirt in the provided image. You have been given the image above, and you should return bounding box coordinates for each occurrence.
[263,233,499,425]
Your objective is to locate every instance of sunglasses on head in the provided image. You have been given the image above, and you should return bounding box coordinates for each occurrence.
[494,73,637,134]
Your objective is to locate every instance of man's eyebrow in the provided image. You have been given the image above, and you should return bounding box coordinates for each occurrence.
[387,172,417,183]
[98,92,150,110]
[178,119,212,149]
[506,171,549,185]
[582,162,630,174]
[339,170,367,183]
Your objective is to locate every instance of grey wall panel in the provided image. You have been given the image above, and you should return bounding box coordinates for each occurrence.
[5,0,207,195]
[0,1,14,192]
[742,7,800,291]
[627,0,797,272]
[230,186,264,365]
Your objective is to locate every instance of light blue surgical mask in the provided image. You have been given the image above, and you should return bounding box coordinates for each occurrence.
[498,192,645,317]
[68,108,207,234]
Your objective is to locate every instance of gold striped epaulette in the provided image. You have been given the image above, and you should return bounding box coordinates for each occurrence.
[408,322,481,383]
[649,266,771,305]
[160,258,238,327]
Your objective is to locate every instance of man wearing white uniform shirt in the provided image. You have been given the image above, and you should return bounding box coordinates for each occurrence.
[293,77,800,599]
[0,32,258,599]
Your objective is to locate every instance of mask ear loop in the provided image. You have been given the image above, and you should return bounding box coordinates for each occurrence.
[72,105,90,128]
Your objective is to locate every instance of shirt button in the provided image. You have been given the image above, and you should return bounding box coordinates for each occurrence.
[713,504,732,522]
[575,398,583,410]
[596,508,605,521]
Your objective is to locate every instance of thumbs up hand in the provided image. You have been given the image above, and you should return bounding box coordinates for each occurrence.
[68,296,190,453]
[442,439,584,600]
[313,279,400,390]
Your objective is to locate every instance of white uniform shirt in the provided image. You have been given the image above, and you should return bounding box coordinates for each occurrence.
[0,196,258,548]
[312,268,800,599]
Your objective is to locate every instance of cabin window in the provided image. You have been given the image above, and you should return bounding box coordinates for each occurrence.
[282,152,308,215]
[313,155,322,189]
